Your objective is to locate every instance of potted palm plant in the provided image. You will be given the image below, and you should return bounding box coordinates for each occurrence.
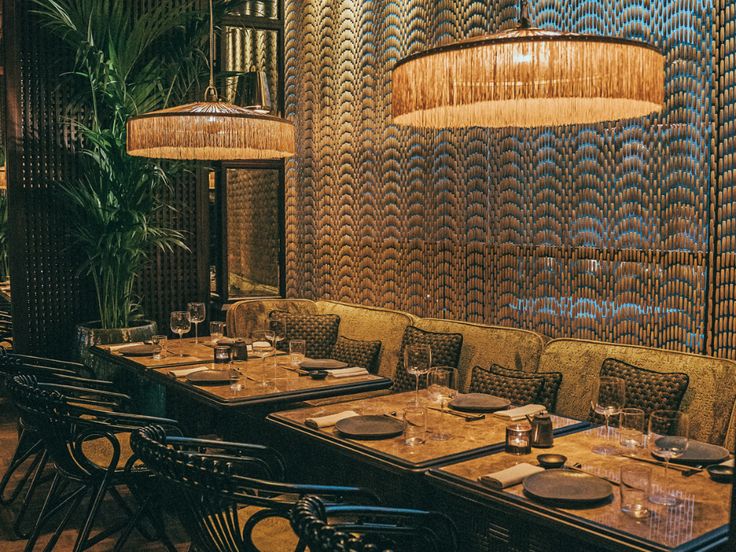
[32,0,226,355]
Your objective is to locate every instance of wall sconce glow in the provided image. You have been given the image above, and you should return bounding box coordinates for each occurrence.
[391,0,664,129]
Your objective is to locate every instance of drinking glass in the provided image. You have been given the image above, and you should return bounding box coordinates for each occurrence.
[270,319,287,352]
[620,466,651,519]
[648,410,689,506]
[209,321,225,345]
[289,339,307,366]
[428,367,459,441]
[251,330,274,359]
[591,376,626,455]
[405,344,432,406]
[619,408,645,449]
[170,311,191,357]
[187,302,206,344]
[403,406,427,446]
[151,335,167,360]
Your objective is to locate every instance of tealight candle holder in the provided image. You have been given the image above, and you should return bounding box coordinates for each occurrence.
[505,422,532,455]
[214,345,232,364]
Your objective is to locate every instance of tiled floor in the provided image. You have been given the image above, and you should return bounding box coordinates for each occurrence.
[0,397,190,551]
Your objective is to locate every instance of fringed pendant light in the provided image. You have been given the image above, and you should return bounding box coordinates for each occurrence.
[392,0,664,129]
[126,0,294,160]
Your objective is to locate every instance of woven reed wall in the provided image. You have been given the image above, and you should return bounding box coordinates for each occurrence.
[284,0,724,355]
[226,168,280,296]
[4,0,207,356]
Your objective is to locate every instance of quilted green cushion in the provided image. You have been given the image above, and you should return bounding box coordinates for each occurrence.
[392,326,463,393]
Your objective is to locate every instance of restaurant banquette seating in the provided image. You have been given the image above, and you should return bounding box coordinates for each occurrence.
[228,298,736,449]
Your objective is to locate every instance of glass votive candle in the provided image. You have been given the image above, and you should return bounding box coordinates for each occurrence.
[505,422,532,454]
[214,345,232,364]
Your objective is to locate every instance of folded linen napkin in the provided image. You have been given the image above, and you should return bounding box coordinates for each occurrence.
[325,367,369,379]
[305,410,360,429]
[168,366,209,378]
[108,342,145,352]
[493,404,546,422]
[479,462,545,490]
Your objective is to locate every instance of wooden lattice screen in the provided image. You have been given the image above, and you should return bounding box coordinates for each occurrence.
[4,0,208,357]
[283,0,734,357]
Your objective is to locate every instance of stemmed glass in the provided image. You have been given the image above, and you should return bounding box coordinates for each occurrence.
[251,330,275,387]
[170,311,191,357]
[591,376,626,455]
[428,367,459,441]
[187,302,206,344]
[405,344,432,406]
[648,410,689,506]
[270,319,287,352]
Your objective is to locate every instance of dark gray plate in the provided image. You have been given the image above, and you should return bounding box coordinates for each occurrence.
[186,370,231,385]
[652,439,730,466]
[300,359,348,371]
[335,415,405,440]
[449,393,511,413]
[523,469,612,505]
[118,344,157,357]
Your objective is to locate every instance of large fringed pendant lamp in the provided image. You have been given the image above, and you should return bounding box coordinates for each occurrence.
[392,0,664,129]
[126,0,294,160]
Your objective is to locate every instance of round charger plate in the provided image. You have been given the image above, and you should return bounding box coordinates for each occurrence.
[118,344,158,357]
[449,393,511,413]
[300,359,348,371]
[335,415,405,440]
[186,370,232,385]
[652,439,730,466]
[523,469,613,505]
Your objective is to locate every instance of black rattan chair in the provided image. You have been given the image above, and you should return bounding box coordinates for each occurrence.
[8,374,180,552]
[131,424,380,552]
[291,495,458,552]
[0,353,126,538]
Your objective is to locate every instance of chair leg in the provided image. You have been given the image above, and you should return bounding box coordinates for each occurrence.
[24,472,63,552]
[72,479,110,552]
[13,449,50,539]
[41,486,86,552]
[0,432,43,505]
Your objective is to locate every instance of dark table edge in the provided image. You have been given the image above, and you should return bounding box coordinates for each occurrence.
[266,412,590,472]
[425,468,729,552]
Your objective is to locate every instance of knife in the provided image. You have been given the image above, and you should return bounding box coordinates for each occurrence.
[427,406,485,422]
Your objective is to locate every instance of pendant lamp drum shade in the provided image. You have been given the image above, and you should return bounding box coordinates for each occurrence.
[126,102,295,160]
[392,28,665,129]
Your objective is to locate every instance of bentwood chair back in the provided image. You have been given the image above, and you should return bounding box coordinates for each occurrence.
[290,495,458,552]
[8,375,180,552]
[131,424,380,552]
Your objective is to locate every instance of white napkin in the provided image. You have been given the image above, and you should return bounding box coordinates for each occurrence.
[325,367,369,379]
[108,342,144,352]
[720,458,734,467]
[479,463,545,489]
[305,410,360,429]
[168,366,209,378]
[252,341,271,348]
[493,404,546,422]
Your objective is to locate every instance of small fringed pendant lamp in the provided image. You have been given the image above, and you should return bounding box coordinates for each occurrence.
[126,0,294,160]
[392,0,664,129]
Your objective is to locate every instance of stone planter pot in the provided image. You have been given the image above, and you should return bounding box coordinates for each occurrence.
[75,319,157,364]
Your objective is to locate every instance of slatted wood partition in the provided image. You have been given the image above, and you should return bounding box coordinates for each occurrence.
[3,0,208,356]
[284,0,727,357]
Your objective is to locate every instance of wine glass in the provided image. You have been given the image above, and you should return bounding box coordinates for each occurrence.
[428,367,459,441]
[591,376,626,455]
[270,319,287,352]
[170,311,191,357]
[251,330,274,387]
[187,302,206,344]
[648,410,689,506]
[209,321,225,345]
[405,344,432,406]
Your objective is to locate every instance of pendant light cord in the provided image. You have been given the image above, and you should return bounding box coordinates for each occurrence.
[204,0,218,102]
[518,0,531,28]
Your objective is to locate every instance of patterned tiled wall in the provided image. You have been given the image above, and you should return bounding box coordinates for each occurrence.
[284,0,721,354]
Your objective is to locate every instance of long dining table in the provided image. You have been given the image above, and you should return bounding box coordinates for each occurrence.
[426,427,732,552]
[87,338,393,438]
